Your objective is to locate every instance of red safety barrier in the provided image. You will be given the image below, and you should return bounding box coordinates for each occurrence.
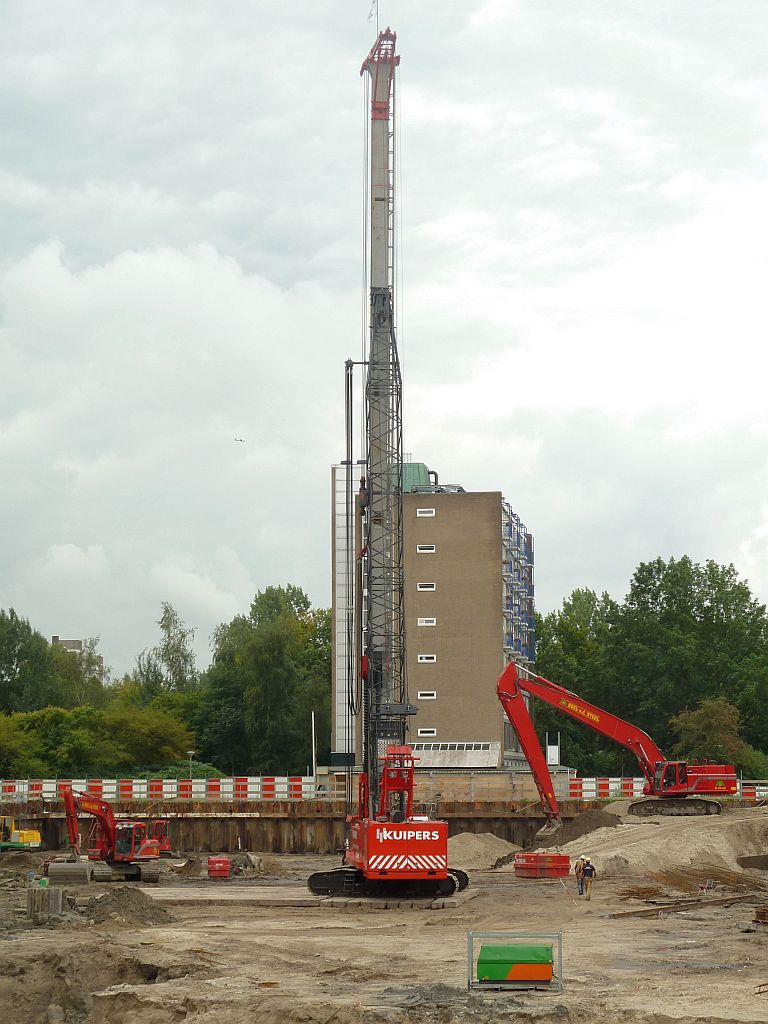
[28,781,43,798]
[597,777,610,798]
[178,780,192,799]
[57,780,72,797]
[118,780,134,800]
[514,853,570,878]
[743,784,757,801]
[569,778,583,798]
[148,779,164,800]
[234,777,249,800]
[288,776,303,799]
[261,776,275,799]
[2,781,16,796]
[206,779,221,799]
[86,780,103,797]
[621,778,635,796]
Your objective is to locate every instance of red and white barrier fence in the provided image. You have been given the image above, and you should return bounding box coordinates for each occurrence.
[1,776,767,803]
[0,776,317,802]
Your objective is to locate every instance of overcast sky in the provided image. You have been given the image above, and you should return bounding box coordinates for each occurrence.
[2,1,767,675]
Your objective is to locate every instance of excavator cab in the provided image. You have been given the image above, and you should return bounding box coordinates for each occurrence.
[149,819,173,856]
[654,761,688,794]
[114,822,145,860]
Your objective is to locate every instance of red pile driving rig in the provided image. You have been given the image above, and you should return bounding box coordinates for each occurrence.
[308,28,468,899]
[497,662,738,834]
[308,745,468,897]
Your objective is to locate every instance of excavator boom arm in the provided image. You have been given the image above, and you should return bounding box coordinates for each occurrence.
[60,785,82,855]
[497,663,670,826]
[499,663,666,780]
[60,784,118,858]
[496,676,561,825]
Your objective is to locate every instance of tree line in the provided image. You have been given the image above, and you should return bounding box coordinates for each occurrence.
[2,557,768,780]
[0,585,331,778]
[534,556,768,777]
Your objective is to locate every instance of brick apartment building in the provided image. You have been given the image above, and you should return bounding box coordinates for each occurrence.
[331,462,534,771]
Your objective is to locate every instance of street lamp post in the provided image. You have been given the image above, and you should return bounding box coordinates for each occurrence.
[187,749,195,780]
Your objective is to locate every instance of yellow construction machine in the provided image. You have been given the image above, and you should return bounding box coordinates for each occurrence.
[0,814,42,852]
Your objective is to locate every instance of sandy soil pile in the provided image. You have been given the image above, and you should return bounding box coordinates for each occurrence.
[0,851,43,872]
[170,852,286,879]
[530,808,621,849]
[447,832,520,869]
[231,852,284,876]
[86,886,173,925]
[543,809,768,877]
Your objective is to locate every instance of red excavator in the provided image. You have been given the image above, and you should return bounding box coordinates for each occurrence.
[47,785,164,884]
[497,662,738,834]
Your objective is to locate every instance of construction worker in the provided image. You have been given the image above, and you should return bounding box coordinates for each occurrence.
[573,854,586,896]
[582,856,596,900]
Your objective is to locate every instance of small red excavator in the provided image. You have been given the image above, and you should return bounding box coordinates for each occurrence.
[497,662,738,834]
[47,785,163,884]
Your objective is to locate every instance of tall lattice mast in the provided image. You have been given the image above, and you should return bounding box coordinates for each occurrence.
[359,28,411,817]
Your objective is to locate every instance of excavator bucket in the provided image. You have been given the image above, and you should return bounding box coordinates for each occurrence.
[534,819,563,839]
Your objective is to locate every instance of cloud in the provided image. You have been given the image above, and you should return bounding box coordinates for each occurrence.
[0,238,354,669]
[1,1,767,673]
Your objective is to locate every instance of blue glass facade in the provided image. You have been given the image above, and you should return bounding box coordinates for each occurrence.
[501,500,535,665]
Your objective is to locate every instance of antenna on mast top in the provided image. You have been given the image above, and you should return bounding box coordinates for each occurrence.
[367,1,379,35]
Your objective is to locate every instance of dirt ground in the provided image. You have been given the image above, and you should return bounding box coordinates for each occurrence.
[1,807,767,1023]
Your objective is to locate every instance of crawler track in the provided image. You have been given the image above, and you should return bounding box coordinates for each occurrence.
[307,866,459,899]
[628,797,722,817]
[47,860,161,884]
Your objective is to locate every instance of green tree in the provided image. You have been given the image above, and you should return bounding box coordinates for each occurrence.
[156,603,199,692]
[0,714,47,776]
[669,696,768,776]
[533,559,768,775]
[104,705,194,769]
[132,603,199,702]
[13,704,194,775]
[0,609,59,712]
[250,584,311,625]
[49,638,108,708]
[669,698,746,763]
[533,590,618,773]
[242,618,302,772]
[16,706,125,775]
[602,557,768,753]
[197,585,331,774]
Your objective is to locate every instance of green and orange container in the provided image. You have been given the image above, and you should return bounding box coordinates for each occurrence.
[477,943,554,984]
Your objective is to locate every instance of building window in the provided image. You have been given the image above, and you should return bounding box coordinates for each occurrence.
[417,582,436,591]
[417,617,436,626]
[417,654,436,664]
[416,508,436,518]
[417,690,437,700]
[416,544,436,553]
[417,728,437,737]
